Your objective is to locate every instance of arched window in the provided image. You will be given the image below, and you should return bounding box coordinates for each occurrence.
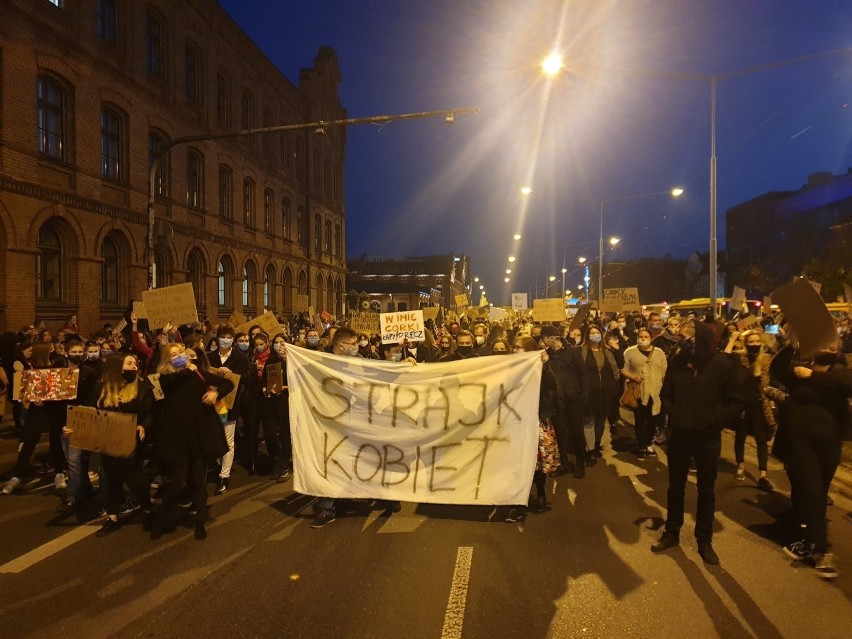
[36,224,62,300]
[334,224,341,257]
[187,249,205,307]
[241,90,255,130]
[186,149,204,208]
[314,214,322,253]
[242,261,257,309]
[324,220,332,254]
[216,69,232,125]
[37,75,68,160]
[336,276,344,315]
[218,164,233,219]
[264,264,276,309]
[149,130,170,196]
[97,0,118,45]
[101,235,119,303]
[297,206,306,245]
[315,273,325,310]
[217,257,234,308]
[101,106,126,181]
[297,270,308,296]
[264,188,274,234]
[185,43,202,104]
[243,178,255,228]
[282,267,293,311]
[154,247,173,287]
[281,198,290,240]
[326,274,334,314]
[145,11,165,78]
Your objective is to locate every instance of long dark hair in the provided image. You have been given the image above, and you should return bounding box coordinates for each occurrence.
[30,342,55,368]
[98,353,138,408]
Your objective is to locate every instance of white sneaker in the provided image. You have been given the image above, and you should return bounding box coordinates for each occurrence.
[2,476,22,495]
[814,553,839,580]
[54,472,67,490]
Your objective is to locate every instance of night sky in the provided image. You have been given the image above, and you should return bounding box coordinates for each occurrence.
[219,0,851,305]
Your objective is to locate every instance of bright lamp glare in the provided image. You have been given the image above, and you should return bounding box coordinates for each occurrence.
[506,269,512,274]
[520,186,533,195]
[504,277,510,283]
[671,187,684,197]
[508,256,516,263]
[549,275,556,282]
[609,237,620,246]
[542,52,563,76]
[578,256,587,263]
[474,276,479,282]
[513,234,521,240]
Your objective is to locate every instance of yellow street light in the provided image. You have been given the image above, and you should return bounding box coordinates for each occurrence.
[520,186,533,195]
[513,234,522,240]
[578,256,587,264]
[506,269,512,274]
[504,277,510,283]
[474,276,479,282]
[549,275,556,282]
[609,237,620,246]
[671,187,685,197]
[542,52,563,77]
[508,256,516,263]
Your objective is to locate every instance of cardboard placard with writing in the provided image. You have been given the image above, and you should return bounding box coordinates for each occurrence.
[132,301,147,319]
[265,364,285,395]
[227,309,247,328]
[599,298,624,313]
[569,302,592,331]
[455,294,469,309]
[422,307,440,323]
[470,305,490,319]
[221,372,241,410]
[237,311,281,338]
[148,373,164,401]
[511,293,528,312]
[603,288,641,312]
[141,283,199,329]
[350,312,381,335]
[21,369,79,402]
[66,405,137,458]
[736,316,762,332]
[489,307,507,322]
[380,310,425,344]
[771,278,836,358]
[296,295,310,313]
[533,298,565,322]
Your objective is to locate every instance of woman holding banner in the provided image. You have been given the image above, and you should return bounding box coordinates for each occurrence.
[505,336,560,523]
[85,354,154,536]
[153,344,232,541]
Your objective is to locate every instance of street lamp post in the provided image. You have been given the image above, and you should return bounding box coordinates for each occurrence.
[145,107,478,289]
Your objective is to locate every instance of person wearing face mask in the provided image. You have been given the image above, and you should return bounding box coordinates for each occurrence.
[565,327,583,348]
[647,312,664,339]
[58,339,97,508]
[623,329,668,460]
[472,324,489,356]
[437,334,455,359]
[652,316,684,359]
[651,321,743,566]
[303,328,321,351]
[262,333,292,483]
[79,354,154,536]
[151,344,233,541]
[529,324,543,344]
[540,325,588,478]
[357,333,380,360]
[439,331,478,361]
[239,333,270,476]
[724,330,775,491]
[579,325,620,464]
[208,324,250,495]
[401,336,437,363]
[490,338,511,355]
[770,339,850,580]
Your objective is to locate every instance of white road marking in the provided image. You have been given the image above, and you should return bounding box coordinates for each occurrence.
[0,523,98,574]
[441,546,474,639]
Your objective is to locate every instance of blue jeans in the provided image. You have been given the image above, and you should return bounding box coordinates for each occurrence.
[61,434,93,501]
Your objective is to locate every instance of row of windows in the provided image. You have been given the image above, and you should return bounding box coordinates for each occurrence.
[35,222,343,312]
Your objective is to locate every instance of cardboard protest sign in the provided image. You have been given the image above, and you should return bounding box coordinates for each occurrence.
[66,405,137,458]
[237,310,281,338]
[489,307,507,322]
[771,278,836,358]
[511,293,528,312]
[730,286,747,313]
[296,295,310,312]
[455,293,469,309]
[287,345,541,504]
[350,312,381,335]
[265,364,285,394]
[141,282,199,329]
[148,373,164,401]
[380,310,425,344]
[736,316,762,332]
[603,288,641,312]
[599,298,623,313]
[533,298,564,322]
[12,370,22,402]
[20,369,79,402]
[132,301,147,319]
[227,309,247,328]
[422,307,440,323]
[221,371,241,410]
[569,302,591,331]
[470,305,490,319]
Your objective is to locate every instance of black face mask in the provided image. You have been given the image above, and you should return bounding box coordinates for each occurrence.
[68,355,83,365]
[813,353,838,366]
[122,371,137,383]
[746,345,761,356]
[532,335,542,343]
[456,345,474,357]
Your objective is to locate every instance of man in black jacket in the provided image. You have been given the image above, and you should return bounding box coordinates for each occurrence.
[651,321,743,565]
[541,326,589,478]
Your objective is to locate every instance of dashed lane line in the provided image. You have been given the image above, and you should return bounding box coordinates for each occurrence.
[441,546,473,639]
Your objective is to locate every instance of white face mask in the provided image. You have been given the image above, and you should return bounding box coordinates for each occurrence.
[475,336,485,345]
[359,340,368,347]
[638,338,651,348]
[390,352,403,362]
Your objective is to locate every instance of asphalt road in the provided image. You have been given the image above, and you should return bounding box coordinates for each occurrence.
[1,416,851,639]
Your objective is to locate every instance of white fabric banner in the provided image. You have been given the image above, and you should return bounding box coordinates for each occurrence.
[287,346,542,505]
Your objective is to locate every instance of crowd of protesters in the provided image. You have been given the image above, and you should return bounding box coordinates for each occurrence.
[0,303,849,580]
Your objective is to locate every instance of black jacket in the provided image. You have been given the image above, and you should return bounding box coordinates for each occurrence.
[545,345,589,404]
[661,350,743,434]
[208,348,250,421]
[157,368,233,462]
[261,352,289,418]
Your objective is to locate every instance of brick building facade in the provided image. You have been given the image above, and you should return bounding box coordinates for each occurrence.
[0,0,347,335]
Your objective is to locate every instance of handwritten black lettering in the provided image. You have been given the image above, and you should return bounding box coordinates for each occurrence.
[381,444,410,486]
[498,384,522,424]
[311,376,350,421]
[467,436,510,499]
[354,443,383,482]
[457,383,487,427]
[429,441,462,492]
[323,432,351,479]
[392,385,419,428]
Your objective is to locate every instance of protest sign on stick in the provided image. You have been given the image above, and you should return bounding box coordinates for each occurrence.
[603,288,641,312]
[511,293,528,312]
[532,298,564,322]
[380,310,425,344]
[141,283,199,329]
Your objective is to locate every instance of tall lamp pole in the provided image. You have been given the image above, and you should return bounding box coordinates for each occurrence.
[145,107,479,289]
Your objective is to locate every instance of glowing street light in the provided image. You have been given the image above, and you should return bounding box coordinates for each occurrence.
[520,186,533,195]
[508,256,516,263]
[609,237,620,246]
[479,285,484,290]
[513,234,522,241]
[541,52,564,77]
[578,256,587,264]
[671,187,685,197]
[506,269,512,274]
[504,277,510,283]
[474,276,479,282]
